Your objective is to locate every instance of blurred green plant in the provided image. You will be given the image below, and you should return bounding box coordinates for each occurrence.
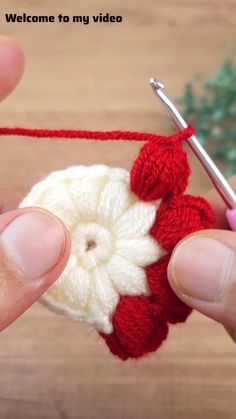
[178,56,236,177]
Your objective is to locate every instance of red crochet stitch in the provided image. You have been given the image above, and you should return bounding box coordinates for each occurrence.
[130,129,193,201]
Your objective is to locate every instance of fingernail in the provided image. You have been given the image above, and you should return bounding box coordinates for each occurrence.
[0,211,65,279]
[170,236,235,302]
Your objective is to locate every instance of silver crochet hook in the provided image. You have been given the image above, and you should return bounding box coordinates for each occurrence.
[149,78,236,231]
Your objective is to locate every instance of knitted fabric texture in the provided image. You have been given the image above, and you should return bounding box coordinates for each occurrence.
[18,127,214,360]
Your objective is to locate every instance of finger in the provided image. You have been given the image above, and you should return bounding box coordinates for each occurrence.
[0,208,70,330]
[0,36,24,101]
[204,176,236,229]
[167,229,236,336]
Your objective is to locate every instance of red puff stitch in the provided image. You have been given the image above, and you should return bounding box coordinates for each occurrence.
[130,126,194,201]
[150,194,215,252]
[101,296,168,360]
[145,254,192,324]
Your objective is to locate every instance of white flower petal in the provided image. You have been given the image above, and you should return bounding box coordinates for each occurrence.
[64,267,92,311]
[112,201,157,239]
[30,181,78,228]
[97,181,134,227]
[107,255,149,296]
[68,177,104,221]
[115,236,163,266]
[87,266,118,333]
[45,253,77,299]
[20,171,68,208]
[63,165,90,180]
[45,265,91,318]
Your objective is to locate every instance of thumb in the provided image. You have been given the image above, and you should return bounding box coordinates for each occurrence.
[0,208,70,330]
[167,230,236,339]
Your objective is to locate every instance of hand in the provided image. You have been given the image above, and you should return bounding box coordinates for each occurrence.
[168,177,236,341]
[0,37,70,330]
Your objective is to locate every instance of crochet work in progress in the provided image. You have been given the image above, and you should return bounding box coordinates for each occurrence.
[7,125,214,360]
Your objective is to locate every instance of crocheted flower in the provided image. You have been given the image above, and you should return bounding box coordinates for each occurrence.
[20,132,215,361]
[20,165,165,334]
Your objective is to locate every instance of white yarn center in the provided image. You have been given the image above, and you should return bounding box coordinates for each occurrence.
[74,223,114,270]
[20,165,165,334]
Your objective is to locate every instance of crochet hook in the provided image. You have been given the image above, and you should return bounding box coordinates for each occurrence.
[149,78,236,232]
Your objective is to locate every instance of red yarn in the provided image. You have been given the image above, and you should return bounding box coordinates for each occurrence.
[0,125,193,142]
[101,296,168,360]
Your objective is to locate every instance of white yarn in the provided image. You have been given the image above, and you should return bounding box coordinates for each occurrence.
[20,165,165,333]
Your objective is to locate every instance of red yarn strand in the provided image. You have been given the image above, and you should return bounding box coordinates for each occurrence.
[0,125,194,142]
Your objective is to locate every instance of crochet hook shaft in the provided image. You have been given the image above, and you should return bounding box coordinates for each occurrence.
[149,78,236,231]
